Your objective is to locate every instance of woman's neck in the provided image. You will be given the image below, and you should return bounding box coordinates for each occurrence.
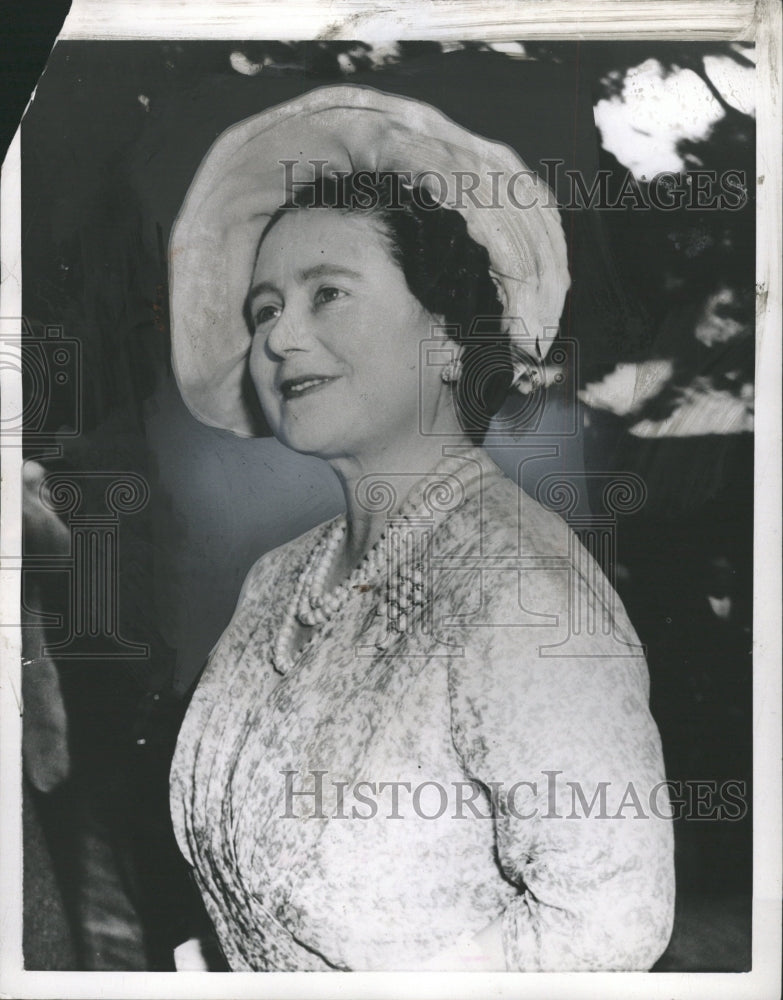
[326,435,478,576]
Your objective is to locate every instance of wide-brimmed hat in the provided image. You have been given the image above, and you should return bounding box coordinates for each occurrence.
[170,84,570,437]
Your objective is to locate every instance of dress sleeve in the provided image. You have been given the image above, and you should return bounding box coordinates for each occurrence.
[446,560,675,971]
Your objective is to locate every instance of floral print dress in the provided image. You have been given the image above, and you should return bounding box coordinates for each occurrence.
[169,448,674,970]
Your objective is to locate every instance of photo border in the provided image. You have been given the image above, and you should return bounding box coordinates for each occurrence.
[1,1,780,997]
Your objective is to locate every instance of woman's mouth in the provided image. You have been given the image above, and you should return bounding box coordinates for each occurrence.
[280,375,339,400]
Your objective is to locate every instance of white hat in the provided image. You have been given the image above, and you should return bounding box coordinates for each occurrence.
[170,84,570,437]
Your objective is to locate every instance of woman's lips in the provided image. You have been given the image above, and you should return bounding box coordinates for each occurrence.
[279,375,340,400]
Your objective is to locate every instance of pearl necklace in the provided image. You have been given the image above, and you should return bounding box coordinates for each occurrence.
[271,451,490,675]
[295,519,383,628]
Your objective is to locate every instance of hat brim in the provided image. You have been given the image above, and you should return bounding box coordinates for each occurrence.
[170,84,570,437]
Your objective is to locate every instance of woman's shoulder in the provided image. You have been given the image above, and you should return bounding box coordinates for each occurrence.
[483,467,570,556]
[442,463,646,674]
[441,459,572,570]
[240,515,340,597]
[197,516,340,672]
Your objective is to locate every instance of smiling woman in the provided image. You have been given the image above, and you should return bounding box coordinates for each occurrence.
[167,84,675,972]
[247,209,455,462]
[246,172,512,459]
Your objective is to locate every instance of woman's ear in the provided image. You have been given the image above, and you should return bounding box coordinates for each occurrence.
[427,313,451,339]
[439,338,463,386]
[427,317,462,383]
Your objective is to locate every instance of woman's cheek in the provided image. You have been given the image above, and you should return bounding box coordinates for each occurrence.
[249,372,278,426]
[248,352,271,399]
[259,389,281,426]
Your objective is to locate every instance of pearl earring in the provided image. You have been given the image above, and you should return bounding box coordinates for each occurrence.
[440,358,463,384]
[514,365,542,395]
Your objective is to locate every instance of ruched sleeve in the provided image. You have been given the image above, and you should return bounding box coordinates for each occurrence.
[446,559,675,971]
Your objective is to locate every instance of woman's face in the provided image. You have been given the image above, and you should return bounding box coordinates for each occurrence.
[247,210,445,461]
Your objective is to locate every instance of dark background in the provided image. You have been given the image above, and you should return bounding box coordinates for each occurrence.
[16,38,753,972]
[0,0,71,162]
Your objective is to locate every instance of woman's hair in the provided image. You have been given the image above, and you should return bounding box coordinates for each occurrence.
[254,173,513,444]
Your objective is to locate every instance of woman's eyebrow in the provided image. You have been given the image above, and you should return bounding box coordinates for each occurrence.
[298,264,362,282]
[247,265,361,304]
[247,279,280,302]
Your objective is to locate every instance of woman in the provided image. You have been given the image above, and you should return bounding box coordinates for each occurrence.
[168,84,674,972]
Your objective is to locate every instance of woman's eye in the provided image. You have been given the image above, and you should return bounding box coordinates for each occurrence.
[253,304,280,327]
[314,286,345,307]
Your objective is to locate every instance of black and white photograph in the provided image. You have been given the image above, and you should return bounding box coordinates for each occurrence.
[1,1,780,997]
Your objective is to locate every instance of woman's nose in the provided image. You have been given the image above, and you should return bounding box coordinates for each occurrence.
[264,303,309,358]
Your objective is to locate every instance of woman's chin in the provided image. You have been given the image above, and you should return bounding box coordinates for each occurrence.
[275,425,343,459]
